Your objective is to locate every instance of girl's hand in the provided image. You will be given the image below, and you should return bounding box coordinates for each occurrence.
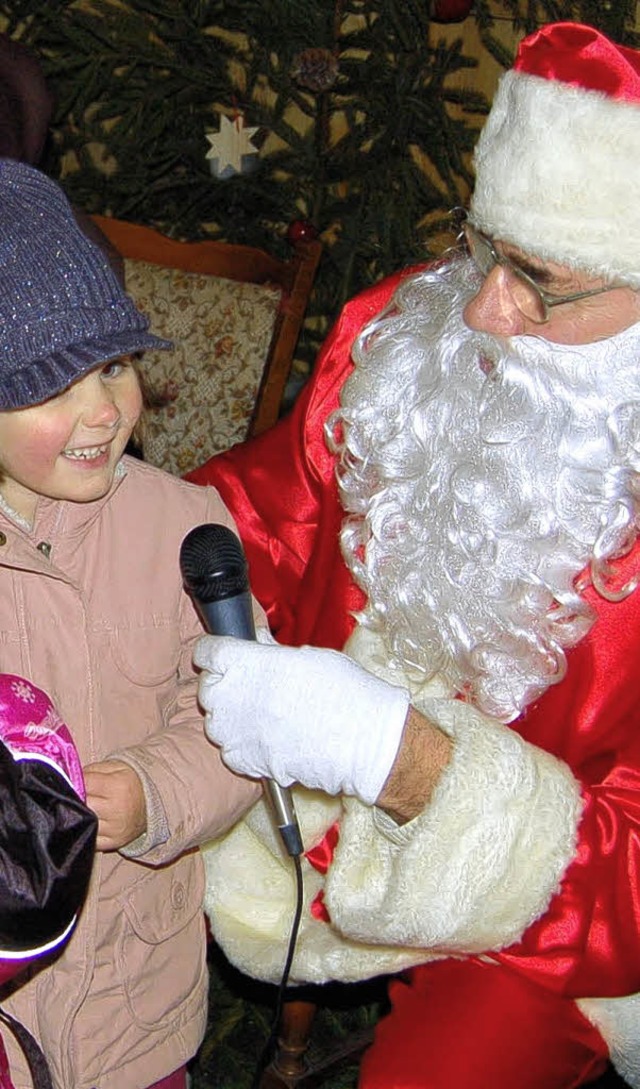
[83,759,146,851]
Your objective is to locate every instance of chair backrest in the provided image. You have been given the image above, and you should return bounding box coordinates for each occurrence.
[90,215,321,475]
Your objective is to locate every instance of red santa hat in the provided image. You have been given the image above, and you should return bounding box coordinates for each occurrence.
[469,22,640,286]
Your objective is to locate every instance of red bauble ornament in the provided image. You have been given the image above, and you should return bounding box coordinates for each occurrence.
[431,0,473,21]
[287,220,318,245]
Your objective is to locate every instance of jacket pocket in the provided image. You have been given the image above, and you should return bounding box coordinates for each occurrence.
[108,621,181,687]
[116,854,207,1029]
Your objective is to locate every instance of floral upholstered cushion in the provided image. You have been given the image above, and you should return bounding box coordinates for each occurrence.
[124,258,281,476]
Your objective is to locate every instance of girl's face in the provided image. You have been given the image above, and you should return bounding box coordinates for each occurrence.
[0,357,142,524]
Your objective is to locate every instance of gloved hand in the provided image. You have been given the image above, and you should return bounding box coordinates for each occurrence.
[194,636,410,805]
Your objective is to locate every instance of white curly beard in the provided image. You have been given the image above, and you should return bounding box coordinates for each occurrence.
[328,256,640,721]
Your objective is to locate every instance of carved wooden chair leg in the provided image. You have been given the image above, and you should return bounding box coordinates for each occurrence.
[258,990,377,1089]
[258,999,318,1088]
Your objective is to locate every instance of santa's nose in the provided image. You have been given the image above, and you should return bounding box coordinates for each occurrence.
[463,265,528,337]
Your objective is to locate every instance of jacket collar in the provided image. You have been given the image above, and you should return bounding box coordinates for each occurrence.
[0,458,129,542]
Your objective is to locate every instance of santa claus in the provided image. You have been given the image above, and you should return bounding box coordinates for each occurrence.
[189,21,640,1089]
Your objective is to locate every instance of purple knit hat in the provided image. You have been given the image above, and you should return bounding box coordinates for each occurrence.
[0,158,170,410]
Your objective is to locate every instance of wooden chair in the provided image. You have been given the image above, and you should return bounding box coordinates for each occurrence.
[89,214,321,473]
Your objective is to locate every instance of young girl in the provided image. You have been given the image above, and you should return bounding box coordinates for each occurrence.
[0,158,262,1089]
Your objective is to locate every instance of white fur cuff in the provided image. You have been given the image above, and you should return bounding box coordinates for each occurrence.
[325,694,583,954]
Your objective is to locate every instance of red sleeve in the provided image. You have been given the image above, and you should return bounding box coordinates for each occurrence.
[496,542,640,999]
[186,271,413,649]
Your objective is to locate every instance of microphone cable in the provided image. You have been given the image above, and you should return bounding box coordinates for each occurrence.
[251,850,304,1089]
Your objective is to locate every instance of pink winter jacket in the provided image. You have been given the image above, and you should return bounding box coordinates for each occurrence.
[0,456,261,1089]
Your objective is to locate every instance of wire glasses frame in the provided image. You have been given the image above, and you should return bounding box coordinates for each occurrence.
[460,219,620,324]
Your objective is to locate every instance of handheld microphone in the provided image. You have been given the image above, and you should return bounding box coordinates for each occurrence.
[180,523,303,858]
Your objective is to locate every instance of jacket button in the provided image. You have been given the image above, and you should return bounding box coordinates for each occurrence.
[0,532,6,546]
[36,541,52,558]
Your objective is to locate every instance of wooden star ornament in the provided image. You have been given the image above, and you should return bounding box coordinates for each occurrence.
[206,114,260,179]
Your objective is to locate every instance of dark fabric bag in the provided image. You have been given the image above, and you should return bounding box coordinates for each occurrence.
[0,674,97,1088]
[0,739,96,961]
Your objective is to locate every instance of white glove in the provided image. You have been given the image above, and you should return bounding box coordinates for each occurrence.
[194,635,410,805]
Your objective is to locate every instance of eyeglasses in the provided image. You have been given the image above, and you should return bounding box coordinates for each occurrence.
[462,221,620,324]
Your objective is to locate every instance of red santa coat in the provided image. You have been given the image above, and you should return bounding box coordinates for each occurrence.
[187,270,640,1073]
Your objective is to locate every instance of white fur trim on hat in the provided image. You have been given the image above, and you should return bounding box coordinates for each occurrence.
[469,70,640,287]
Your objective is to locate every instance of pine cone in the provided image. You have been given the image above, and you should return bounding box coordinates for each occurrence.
[291,48,339,93]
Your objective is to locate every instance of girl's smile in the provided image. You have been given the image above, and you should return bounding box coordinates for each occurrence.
[62,443,113,462]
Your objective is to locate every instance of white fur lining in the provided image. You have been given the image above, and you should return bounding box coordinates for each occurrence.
[201,788,426,984]
[470,70,640,286]
[578,993,640,1088]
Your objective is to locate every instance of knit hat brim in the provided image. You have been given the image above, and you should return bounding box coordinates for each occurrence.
[0,160,174,410]
[0,328,171,411]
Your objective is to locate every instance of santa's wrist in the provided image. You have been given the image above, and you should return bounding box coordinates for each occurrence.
[376,705,453,823]
[343,672,411,804]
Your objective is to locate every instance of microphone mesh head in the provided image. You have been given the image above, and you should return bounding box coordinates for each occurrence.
[179,523,249,603]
